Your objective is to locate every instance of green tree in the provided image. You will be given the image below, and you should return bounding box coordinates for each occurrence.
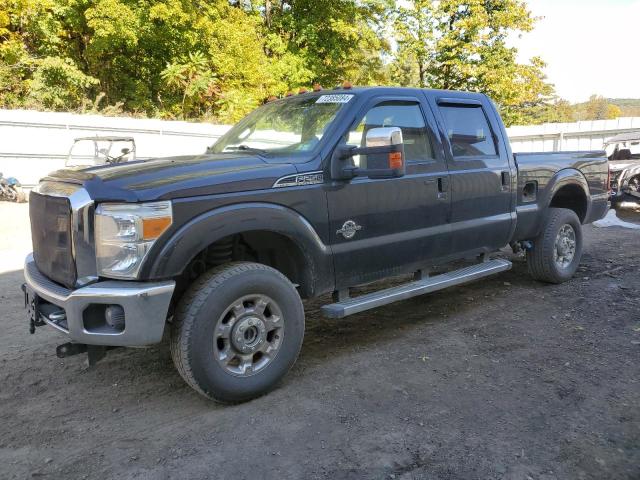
[28,56,99,109]
[524,97,575,124]
[0,0,573,126]
[581,94,621,120]
[393,0,433,87]
[392,0,555,126]
[161,52,216,119]
[266,0,392,87]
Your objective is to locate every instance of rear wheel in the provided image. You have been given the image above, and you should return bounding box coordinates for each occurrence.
[170,262,305,403]
[527,207,583,284]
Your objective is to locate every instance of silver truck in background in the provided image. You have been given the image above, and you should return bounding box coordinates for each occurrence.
[606,131,640,205]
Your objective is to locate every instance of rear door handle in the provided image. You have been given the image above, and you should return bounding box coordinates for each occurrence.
[501,171,510,191]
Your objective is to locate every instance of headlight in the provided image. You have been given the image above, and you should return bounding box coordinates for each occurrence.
[95,201,172,279]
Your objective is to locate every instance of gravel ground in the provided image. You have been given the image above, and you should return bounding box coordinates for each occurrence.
[0,201,639,480]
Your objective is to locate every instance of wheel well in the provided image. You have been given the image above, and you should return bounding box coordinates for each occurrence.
[549,184,588,223]
[177,231,314,300]
[626,173,640,184]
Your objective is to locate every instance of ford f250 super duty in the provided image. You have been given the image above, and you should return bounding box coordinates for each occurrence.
[23,87,609,403]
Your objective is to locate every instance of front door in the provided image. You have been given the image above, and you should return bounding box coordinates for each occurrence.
[326,97,452,288]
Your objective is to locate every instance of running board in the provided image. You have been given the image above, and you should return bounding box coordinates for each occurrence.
[321,258,512,319]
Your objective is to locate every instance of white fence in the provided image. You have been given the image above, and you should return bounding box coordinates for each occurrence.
[506,117,640,153]
[0,109,230,186]
[2,108,640,187]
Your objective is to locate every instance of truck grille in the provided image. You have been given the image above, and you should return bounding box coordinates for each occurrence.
[29,191,77,288]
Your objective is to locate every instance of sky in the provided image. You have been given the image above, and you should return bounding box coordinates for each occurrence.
[514,0,639,103]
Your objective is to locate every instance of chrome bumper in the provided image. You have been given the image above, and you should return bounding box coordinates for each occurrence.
[24,253,175,347]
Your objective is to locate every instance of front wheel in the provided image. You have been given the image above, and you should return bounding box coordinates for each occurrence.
[170,262,305,403]
[526,207,583,284]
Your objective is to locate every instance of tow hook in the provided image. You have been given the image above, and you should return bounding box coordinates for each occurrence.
[56,342,118,366]
[22,283,45,334]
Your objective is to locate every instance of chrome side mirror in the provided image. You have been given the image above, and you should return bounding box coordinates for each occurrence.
[331,126,406,180]
[365,127,403,148]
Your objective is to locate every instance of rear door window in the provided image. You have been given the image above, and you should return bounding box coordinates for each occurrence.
[439,105,497,157]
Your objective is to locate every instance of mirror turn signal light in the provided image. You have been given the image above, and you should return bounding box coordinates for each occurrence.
[388,152,403,169]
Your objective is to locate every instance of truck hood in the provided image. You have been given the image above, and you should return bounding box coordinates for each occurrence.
[43,153,299,202]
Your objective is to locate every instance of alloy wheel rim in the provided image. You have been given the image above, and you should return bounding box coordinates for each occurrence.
[213,294,284,376]
[553,224,576,269]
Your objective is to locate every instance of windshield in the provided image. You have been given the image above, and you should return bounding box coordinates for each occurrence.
[66,138,135,167]
[210,94,353,155]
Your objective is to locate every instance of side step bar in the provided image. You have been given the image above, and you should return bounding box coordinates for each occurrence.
[321,258,512,319]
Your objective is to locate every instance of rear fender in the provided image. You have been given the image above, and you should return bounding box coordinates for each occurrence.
[514,168,591,240]
[544,169,590,213]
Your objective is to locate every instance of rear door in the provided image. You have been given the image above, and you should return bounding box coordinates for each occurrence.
[326,95,452,288]
[428,96,515,256]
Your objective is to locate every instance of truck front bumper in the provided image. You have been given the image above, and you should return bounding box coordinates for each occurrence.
[23,253,175,347]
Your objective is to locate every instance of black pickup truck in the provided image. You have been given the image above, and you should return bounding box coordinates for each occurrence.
[23,87,609,403]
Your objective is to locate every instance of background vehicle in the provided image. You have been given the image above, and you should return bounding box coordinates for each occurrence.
[0,172,26,202]
[23,87,609,403]
[606,131,640,205]
[66,136,136,167]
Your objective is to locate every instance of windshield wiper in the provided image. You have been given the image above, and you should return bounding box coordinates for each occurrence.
[223,145,269,155]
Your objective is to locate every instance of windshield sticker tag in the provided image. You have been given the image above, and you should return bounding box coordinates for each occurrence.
[316,94,354,104]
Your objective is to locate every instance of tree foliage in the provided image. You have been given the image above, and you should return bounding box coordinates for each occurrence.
[526,95,625,125]
[0,0,623,125]
[392,0,555,126]
[580,95,622,121]
[0,0,392,121]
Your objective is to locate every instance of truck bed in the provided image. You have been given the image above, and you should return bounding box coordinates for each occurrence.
[512,150,609,241]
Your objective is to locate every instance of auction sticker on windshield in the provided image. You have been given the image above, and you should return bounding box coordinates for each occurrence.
[316,94,354,104]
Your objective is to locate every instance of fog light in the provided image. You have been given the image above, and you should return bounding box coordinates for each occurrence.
[105,305,125,331]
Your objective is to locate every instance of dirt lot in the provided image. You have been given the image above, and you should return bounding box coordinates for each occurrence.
[1,202,639,480]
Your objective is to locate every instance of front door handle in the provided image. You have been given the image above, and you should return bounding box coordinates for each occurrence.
[437,176,449,199]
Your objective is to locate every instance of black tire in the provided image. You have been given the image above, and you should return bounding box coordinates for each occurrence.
[527,207,583,284]
[170,262,305,403]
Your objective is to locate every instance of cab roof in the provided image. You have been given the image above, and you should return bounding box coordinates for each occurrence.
[280,86,490,102]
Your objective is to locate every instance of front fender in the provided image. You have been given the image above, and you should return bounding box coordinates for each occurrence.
[141,202,334,297]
